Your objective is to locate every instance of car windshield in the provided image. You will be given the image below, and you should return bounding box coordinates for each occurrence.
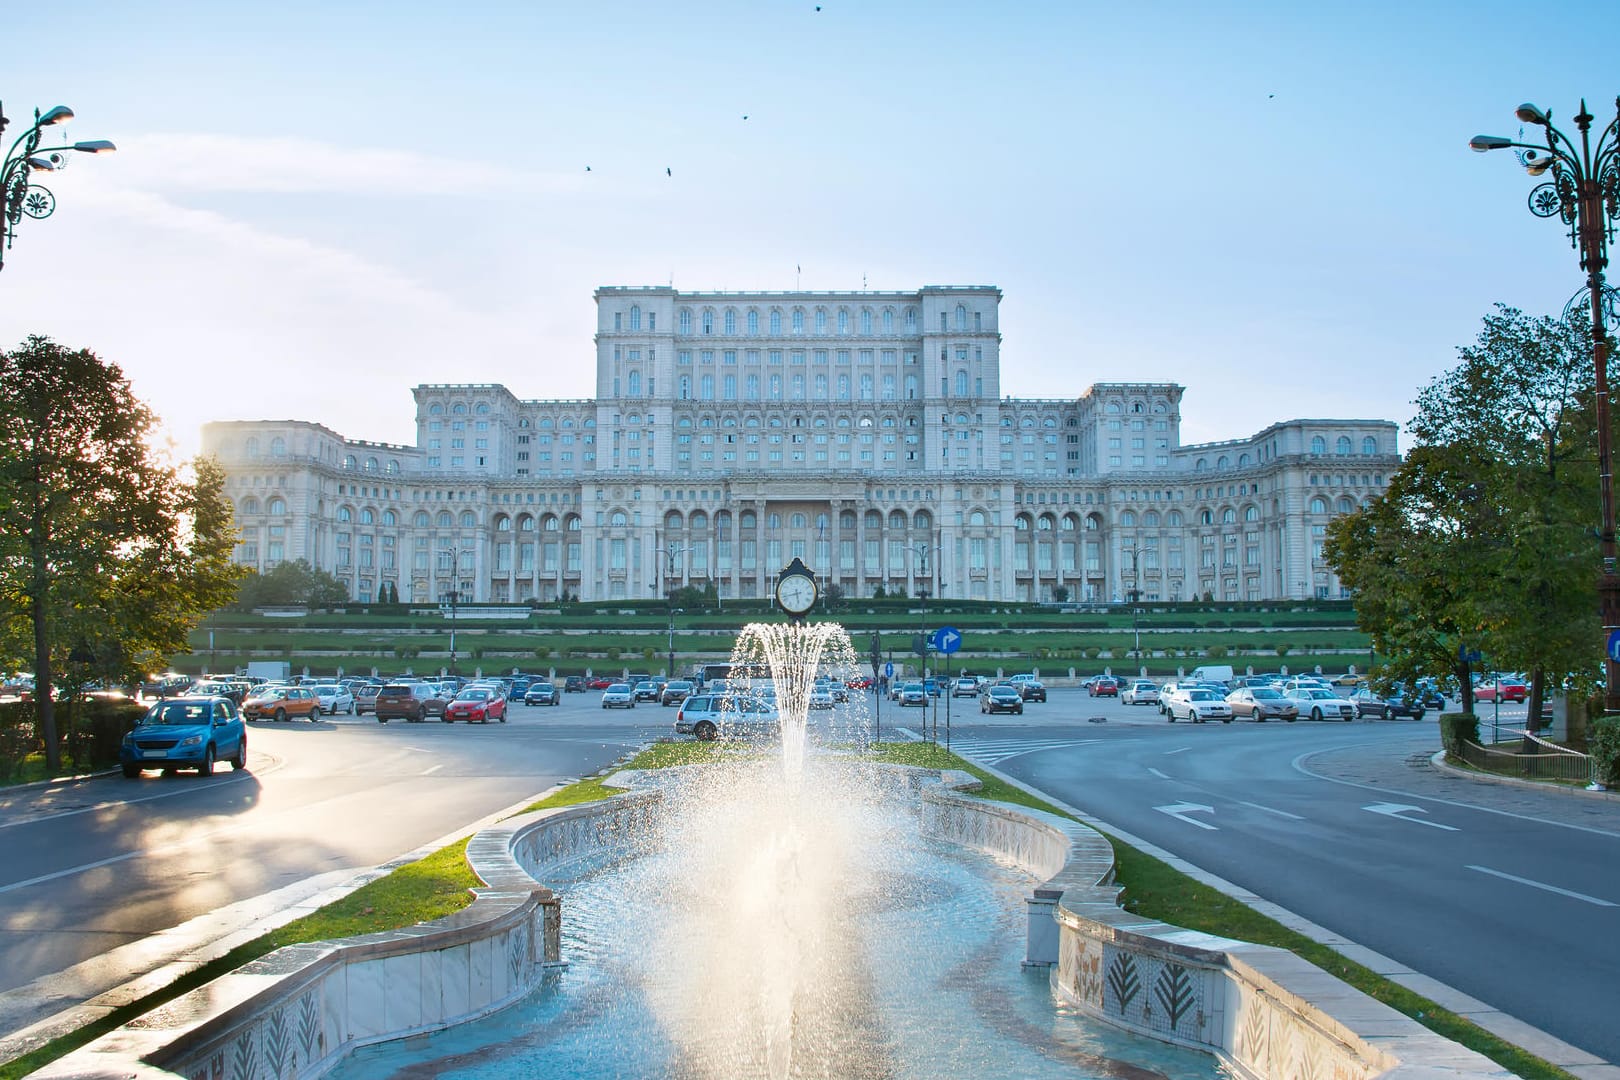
[991,687,1018,697]
[457,689,490,701]
[1253,688,1282,700]
[607,684,630,693]
[146,701,214,725]
[1187,690,1215,701]
[1304,689,1334,699]
[533,683,555,691]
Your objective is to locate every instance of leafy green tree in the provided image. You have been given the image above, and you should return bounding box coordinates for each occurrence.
[0,336,244,770]
[1326,306,1597,727]
[234,558,349,609]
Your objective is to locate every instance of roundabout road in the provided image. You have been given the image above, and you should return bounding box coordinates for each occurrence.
[0,695,676,1013]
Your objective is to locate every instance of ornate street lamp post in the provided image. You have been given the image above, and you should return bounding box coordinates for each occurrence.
[2,101,116,271]
[1472,98,1620,710]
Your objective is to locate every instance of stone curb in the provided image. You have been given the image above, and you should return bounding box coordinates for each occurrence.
[1428,749,1619,801]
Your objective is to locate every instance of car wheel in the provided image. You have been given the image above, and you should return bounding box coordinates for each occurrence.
[198,746,215,776]
[981,703,988,713]
[1222,716,1232,724]
[695,720,718,741]
[122,763,140,778]
[1167,710,1176,722]
[1015,705,1023,714]
[1311,708,1323,722]
[1413,711,1425,722]
[1286,715,1297,722]
[602,702,608,709]
[273,708,287,723]
[231,737,247,770]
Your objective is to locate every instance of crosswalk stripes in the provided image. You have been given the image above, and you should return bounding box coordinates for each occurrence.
[939,736,1100,766]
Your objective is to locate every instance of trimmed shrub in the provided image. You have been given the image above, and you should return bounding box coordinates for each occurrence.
[1439,712,1479,757]
[1590,716,1620,787]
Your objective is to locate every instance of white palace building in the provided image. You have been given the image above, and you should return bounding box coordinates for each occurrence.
[201,285,1400,606]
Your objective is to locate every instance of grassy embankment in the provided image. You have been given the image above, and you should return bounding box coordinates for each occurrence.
[0,738,1570,1080]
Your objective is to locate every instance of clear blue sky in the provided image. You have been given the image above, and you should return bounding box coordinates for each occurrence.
[3,0,1614,457]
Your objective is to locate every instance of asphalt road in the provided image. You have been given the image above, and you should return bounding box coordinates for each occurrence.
[910,689,1620,1066]
[0,693,677,1001]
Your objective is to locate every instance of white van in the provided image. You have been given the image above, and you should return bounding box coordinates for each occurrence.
[1188,665,1235,685]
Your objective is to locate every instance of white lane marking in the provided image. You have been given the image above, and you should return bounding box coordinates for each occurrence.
[1292,746,1620,839]
[1148,767,1171,779]
[1363,803,1459,831]
[1154,803,1217,830]
[421,764,444,776]
[1165,747,1191,755]
[1239,800,1306,820]
[402,746,430,753]
[1466,865,1617,907]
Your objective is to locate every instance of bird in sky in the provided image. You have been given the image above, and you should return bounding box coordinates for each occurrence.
[666,167,672,176]
[585,165,592,171]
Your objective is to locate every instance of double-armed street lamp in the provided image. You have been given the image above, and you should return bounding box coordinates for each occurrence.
[1472,97,1620,711]
[661,543,689,678]
[2,101,116,272]
[439,547,472,675]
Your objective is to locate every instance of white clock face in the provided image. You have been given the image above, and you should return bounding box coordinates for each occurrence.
[777,575,817,614]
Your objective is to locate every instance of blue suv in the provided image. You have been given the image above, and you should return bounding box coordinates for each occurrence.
[121,695,247,777]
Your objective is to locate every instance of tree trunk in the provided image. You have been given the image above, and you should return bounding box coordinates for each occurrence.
[1522,667,1545,756]
[32,582,58,772]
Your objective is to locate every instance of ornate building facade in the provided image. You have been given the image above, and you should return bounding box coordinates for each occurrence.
[201,285,1400,605]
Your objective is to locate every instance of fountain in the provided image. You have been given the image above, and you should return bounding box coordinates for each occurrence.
[324,616,1218,1080]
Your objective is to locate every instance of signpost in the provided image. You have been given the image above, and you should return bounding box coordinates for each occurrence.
[931,627,962,750]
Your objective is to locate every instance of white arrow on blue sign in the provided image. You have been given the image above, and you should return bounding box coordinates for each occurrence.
[931,626,962,654]
[1608,629,1620,665]
[884,662,894,677]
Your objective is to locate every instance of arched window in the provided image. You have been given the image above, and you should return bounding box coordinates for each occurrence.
[414,511,430,527]
[460,511,476,528]
[245,437,260,458]
[629,305,641,330]
[1120,510,1136,527]
[240,497,260,514]
[495,515,511,531]
[1311,435,1327,454]
[337,506,353,523]
[360,509,375,525]
[1338,497,1356,513]
[566,515,582,531]
[724,309,736,335]
[841,511,857,529]
[1362,436,1378,455]
[382,510,397,526]
[740,510,757,529]
[791,512,807,528]
[1243,505,1259,521]
[913,510,931,530]
[1221,508,1236,524]
[1200,509,1213,525]
[1085,514,1102,531]
[1336,436,1352,455]
[888,510,907,530]
[627,370,642,396]
[955,370,969,396]
[436,511,452,527]
[768,513,782,529]
[679,309,693,334]
[343,454,357,470]
[665,511,683,530]
[1037,514,1055,531]
[954,303,967,329]
[610,510,628,527]
[770,310,782,336]
[268,497,287,516]
[691,510,708,530]
[1310,497,1328,514]
[1014,515,1031,531]
[747,309,759,335]
[270,437,286,457]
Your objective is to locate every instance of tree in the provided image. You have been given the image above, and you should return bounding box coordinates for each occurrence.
[1052,585,1070,603]
[1325,306,1597,728]
[234,559,349,609]
[0,336,245,770]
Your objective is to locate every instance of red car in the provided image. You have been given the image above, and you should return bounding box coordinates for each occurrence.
[1089,676,1120,697]
[1473,678,1527,704]
[443,687,506,723]
[586,676,614,690]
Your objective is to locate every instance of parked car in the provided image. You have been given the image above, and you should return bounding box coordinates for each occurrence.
[922,678,943,698]
[444,686,506,723]
[353,683,381,715]
[1017,679,1047,703]
[633,681,661,702]
[311,683,355,716]
[192,680,246,704]
[121,695,247,777]
[659,680,695,707]
[373,682,449,723]
[979,685,1024,714]
[524,681,561,706]
[808,686,836,710]
[601,683,635,708]
[674,693,780,741]
[563,675,587,693]
[898,682,928,707]
[1163,686,1234,723]
[1088,676,1120,698]
[1332,672,1368,687]
[815,678,849,703]
[1225,686,1299,722]
[139,674,194,701]
[586,676,614,691]
[1474,677,1528,704]
[952,677,980,698]
[1121,680,1160,706]
[1350,688,1426,720]
[241,685,321,722]
[1286,687,1356,722]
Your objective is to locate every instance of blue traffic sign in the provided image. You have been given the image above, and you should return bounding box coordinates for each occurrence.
[884,662,894,678]
[1608,630,1620,665]
[932,626,963,655]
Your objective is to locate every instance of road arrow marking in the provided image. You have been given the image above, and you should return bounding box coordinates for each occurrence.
[1148,767,1171,779]
[1154,803,1217,830]
[1363,803,1459,830]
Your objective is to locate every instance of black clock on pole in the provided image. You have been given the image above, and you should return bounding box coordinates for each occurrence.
[774,557,819,621]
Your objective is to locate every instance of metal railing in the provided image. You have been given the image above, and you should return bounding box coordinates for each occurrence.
[1458,731,1593,784]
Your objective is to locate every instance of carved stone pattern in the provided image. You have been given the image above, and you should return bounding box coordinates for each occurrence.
[1104,948,1140,1017]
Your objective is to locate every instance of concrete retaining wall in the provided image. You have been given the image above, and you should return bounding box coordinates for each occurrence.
[918,783,1516,1080]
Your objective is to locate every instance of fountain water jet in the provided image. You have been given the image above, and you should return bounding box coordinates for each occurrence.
[725,620,865,783]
